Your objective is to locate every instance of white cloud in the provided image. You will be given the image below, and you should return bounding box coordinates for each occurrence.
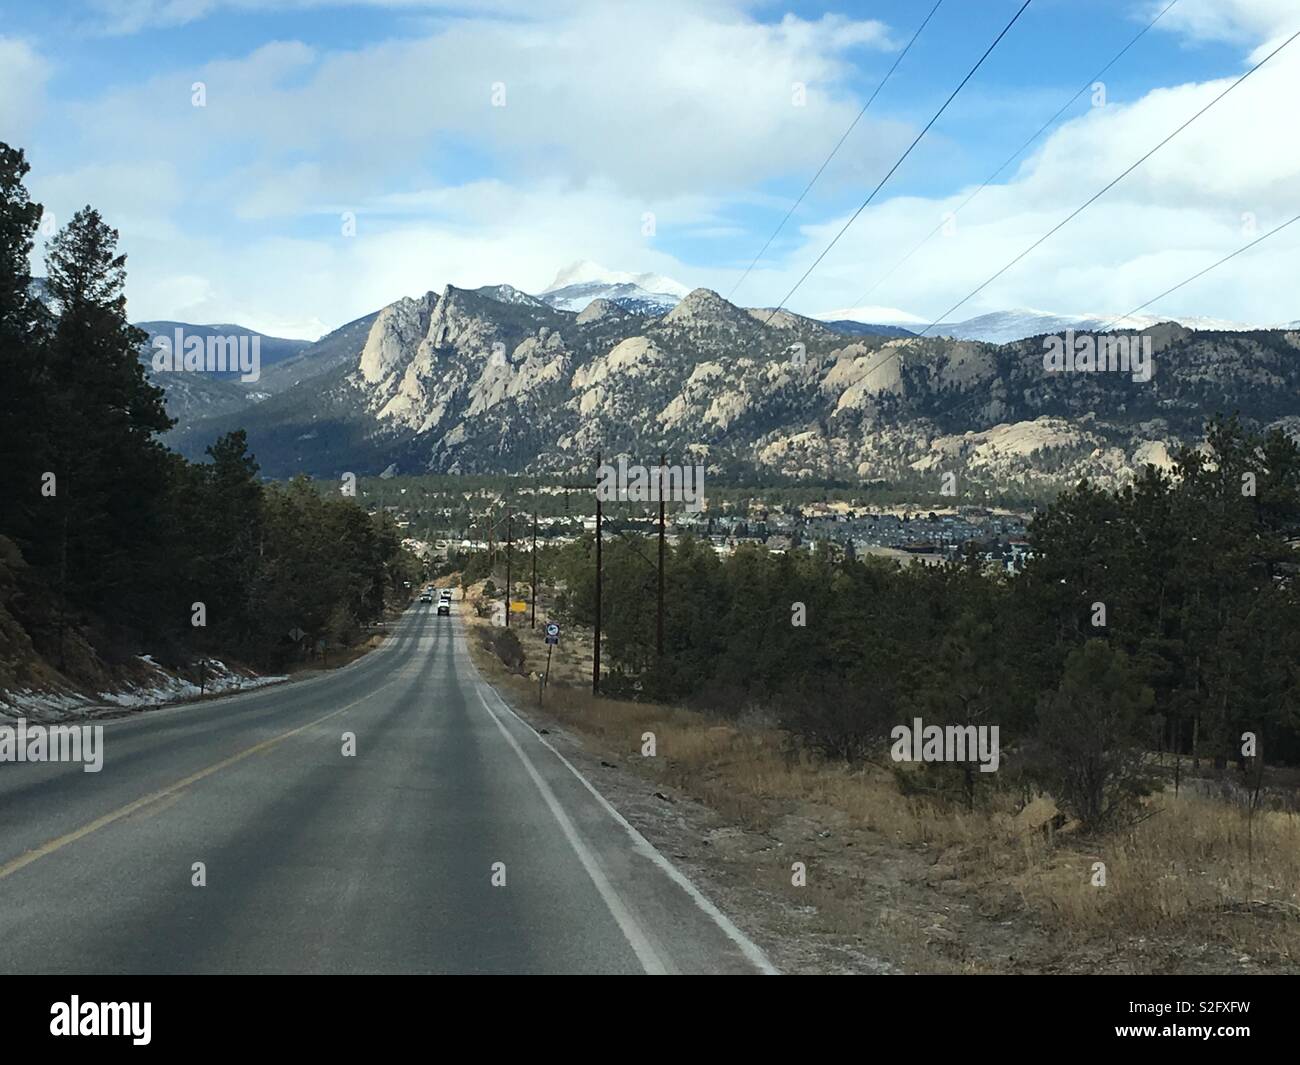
[22,1,1300,336]
[0,37,50,141]
[83,0,560,35]
[1154,0,1300,51]
[69,5,897,200]
[110,179,717,337]
[737,31,1300,328]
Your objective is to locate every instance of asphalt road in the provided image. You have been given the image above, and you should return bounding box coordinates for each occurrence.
[0,604,775,974]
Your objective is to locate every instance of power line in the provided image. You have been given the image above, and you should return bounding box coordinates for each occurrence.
[846,0,1182,314]
[726,0,945,302]
[759,0,1035,327]
[838,23,1300,405]
[915,25,1300,334]
[1099,212,1300,333]
[931,210,1300,429]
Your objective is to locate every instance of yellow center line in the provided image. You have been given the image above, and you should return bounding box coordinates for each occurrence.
[0,673,405,882]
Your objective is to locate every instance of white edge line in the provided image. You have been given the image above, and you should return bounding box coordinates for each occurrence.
[474,684,670,975]
[460,624,779,976]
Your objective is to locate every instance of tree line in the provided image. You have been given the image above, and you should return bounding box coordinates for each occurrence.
[541,417,1300,827]
[0,142,414,687]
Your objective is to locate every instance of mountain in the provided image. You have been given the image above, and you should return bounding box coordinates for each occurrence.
[538,260,690,315]
[821,306,1257,345]
[164,282,1300,492]
[134,322,311,377]
[129,322,310,425]
[820,319,916,339]
[136,314,378,430]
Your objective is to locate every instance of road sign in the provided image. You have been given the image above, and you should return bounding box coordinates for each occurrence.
[545,622,560,645]
[510,600,528,613]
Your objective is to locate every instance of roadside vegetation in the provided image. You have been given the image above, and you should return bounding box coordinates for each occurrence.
[471,629,1300,972]
[0,143,417,698]
[465,417,1300,970]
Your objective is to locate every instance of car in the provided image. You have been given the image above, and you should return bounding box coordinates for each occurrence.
[439,588,453,601]
[419,592,433,603]
[437,600,451,616]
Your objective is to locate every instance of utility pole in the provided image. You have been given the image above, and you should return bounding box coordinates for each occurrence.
[657,451,666,658]
[593,450,602,695]
[58,511,68,672]
[505,502,513,628]
[531,474,538,628]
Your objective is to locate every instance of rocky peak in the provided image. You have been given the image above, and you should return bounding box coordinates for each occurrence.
[576,298,629,325]
[663,288,745,326]
[358,292,437,384]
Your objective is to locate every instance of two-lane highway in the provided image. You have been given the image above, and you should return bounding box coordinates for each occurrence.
[0,604,775,974]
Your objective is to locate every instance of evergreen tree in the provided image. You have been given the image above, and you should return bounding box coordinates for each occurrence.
[0,143,50,555]
[40,207,172,632]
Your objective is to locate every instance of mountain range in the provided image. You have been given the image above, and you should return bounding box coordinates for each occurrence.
[152,274,1300,492]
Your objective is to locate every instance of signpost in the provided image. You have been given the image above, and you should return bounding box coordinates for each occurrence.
[540,623,560,708]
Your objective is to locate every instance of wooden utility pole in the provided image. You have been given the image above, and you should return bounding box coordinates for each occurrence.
[531,475,539,629]
[58,512,68,672]
[505,503,513,628]
[657,452,666,658]
[593,450,602,695]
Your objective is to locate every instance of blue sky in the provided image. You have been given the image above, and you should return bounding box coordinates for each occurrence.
[1,0,1297,337]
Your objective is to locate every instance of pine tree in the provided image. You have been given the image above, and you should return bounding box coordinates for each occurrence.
[0,143,51,554]
[40,207,172,628]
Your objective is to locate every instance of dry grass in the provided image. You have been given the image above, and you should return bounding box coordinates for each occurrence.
[465,587,1300,972]
[467,607,1300,970]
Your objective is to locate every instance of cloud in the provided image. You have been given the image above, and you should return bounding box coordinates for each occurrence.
[68,5,898,201]
[1153,0,1300,51]
[0,38,50,141]
[108,179,719,337]
[735,28,1300,327]
[83,0,528,35]
[21,1,1300,335]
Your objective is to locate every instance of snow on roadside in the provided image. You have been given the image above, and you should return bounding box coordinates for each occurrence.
[0,656,287,723]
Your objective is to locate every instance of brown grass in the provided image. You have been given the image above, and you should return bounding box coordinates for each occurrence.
[467,611,1300,971]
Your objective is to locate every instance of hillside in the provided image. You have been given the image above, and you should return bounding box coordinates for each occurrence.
[165,283,1300,489]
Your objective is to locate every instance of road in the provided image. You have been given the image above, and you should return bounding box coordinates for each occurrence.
[0,604,774,974]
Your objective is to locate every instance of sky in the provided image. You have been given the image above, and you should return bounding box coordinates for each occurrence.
[1,0,1297,339]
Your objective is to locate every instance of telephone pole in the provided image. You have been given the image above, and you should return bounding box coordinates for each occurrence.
[505,502,513,628]
[657,452,666,658]
[593,450,602,695]
[531,475,539,628]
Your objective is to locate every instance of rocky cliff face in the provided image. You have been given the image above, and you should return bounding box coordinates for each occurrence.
[171,281,1300,488]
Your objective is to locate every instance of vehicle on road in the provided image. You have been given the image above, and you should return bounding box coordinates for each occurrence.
[437,600,451,616]
[419,591,433,603]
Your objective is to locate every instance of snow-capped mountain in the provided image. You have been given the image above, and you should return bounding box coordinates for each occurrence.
[538,260,690,315]
[475,284,549,309]
[819,306,1258,344]
[165,281,1300,492]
